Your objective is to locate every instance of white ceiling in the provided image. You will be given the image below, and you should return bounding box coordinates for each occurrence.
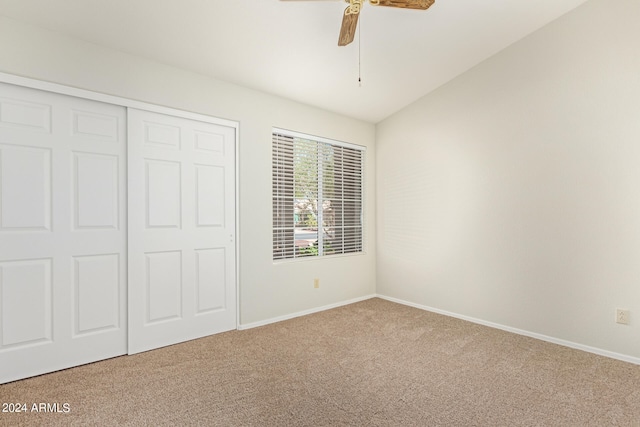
[0,0,589,123]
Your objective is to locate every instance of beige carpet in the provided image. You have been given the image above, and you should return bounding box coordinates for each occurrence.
[1,298,639,426]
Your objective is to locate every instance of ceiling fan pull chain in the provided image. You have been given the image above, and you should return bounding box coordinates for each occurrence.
[358,12,362,87]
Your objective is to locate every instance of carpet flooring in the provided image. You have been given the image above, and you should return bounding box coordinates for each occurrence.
[1,298,639,426]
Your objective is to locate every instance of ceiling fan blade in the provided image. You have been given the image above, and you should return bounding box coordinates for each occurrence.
[373,0,435,10]
[338,7,359,46]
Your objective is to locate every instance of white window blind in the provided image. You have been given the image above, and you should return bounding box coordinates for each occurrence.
[272,129,365,261]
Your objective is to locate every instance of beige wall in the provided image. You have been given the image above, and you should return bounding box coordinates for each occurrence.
[0,16,377,326]
[376,0,640,359]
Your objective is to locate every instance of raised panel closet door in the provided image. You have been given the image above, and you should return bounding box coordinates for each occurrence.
[127,108,236,354]
[0,82,127,384]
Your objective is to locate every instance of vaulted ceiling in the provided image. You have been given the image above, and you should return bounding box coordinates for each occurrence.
[0,0,589,122]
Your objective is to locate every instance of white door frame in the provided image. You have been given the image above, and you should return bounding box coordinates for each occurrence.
[0,71,241,331]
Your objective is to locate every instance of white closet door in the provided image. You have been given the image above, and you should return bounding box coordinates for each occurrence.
[127,108,236,354]
[0,83,127,384]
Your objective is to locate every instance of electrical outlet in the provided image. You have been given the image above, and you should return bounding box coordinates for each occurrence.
[616,309,630,325]
[314,278,319,289]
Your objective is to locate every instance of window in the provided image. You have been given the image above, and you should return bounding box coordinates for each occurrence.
[272,128,365,260]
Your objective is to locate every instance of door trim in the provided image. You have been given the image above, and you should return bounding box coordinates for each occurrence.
[0,72,241,332]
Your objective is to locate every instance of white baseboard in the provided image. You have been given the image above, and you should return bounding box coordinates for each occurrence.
[377,294,640,366]
[238,294,377,330]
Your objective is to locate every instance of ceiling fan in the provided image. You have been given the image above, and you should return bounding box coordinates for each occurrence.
[282,0,435,46]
